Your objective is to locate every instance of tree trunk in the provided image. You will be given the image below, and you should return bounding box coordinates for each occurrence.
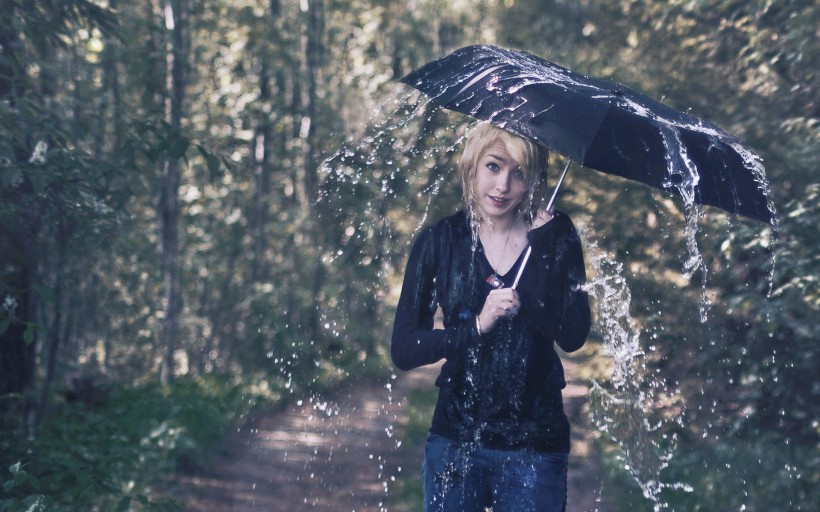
[0,245,38,419]
[297,0,324,341]
[159,0,188,385]
[96,0,123,158]
[303,0,321,184]
[0,1,39,432]
[251,62,272,283]
[37,222,69,422]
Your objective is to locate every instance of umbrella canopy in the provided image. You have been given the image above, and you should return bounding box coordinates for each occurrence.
[401,45,775,225]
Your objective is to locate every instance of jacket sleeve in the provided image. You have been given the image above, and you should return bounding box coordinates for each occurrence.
[391,226,478,371]
[554,222,591,353]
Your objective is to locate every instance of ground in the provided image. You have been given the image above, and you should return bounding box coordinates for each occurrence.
[165,359,614,511]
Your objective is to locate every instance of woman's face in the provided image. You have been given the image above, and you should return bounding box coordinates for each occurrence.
[473,141,528,223]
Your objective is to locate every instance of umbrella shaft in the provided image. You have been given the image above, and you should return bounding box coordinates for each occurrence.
[546,159,572,212]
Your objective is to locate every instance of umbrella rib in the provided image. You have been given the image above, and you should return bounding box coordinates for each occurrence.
[453,65,504,98]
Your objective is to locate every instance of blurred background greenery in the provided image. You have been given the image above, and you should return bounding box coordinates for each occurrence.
[1,0,816,510]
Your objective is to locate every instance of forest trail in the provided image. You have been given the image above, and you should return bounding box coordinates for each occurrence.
[168,359,613,511]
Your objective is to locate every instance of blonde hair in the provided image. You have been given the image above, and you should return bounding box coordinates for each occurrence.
[458,122,550,224]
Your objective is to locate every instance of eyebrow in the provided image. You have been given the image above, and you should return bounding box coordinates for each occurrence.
[485,153,509,162]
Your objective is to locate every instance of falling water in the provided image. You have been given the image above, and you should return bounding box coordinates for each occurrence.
[320,91,680,508]
[577,218,692,510]
[405,45,780,329]
[315,67,782,509]
[315,93,467,510]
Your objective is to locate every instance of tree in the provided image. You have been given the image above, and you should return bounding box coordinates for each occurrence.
[159,0,190,384]
[0,0,119,428]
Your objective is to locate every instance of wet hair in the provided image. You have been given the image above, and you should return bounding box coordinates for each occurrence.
[458,122,550,225]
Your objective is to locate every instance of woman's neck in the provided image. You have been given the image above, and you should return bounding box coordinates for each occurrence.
[478,214,529,276]
[479,212,525,234]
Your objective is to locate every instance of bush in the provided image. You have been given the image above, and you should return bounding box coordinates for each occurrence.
[0,373,272,511]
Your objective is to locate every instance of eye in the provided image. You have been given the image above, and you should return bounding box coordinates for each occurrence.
[486,162,500,172]
[514,169,526,180]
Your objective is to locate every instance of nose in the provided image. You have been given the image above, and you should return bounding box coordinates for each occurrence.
[495,170,512,192]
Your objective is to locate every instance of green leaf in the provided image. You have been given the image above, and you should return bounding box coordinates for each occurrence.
[116,496,131,512]
[23,324,35,344]
[206,153,220,175]
[21,472,39,490]
[1,168,22,188]
[27,172,46,195]
[168,134,189,160]
[196,143,222,178]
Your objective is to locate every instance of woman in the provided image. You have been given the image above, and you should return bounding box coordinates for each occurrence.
[391,122,591,511]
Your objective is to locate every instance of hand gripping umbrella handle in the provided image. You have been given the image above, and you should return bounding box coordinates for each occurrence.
[512,160,572,290]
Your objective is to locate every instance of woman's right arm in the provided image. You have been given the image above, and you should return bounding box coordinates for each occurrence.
[391,227,478,371]
[391,227,447,371]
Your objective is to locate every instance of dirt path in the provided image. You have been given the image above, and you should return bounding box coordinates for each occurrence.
[563,358,614,512]
[167,360,612,511]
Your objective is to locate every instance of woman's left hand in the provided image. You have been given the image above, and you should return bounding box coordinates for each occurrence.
[478,288,520,333]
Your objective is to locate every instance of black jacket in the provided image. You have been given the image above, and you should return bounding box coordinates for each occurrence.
[391,210,591,452]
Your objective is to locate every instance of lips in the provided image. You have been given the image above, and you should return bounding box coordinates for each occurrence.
[488,195,510,208]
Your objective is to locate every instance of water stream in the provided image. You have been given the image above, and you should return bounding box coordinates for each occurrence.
[578,220,692,509]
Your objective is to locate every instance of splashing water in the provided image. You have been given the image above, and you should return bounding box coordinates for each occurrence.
[407,45,780,322]
[578,217,693,510]
[321,96,684,508]
[318,75,780,509]
[658,126,710,322]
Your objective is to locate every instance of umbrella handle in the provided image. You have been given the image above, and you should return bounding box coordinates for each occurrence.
[511,246,532,290]
[546,159,572,213]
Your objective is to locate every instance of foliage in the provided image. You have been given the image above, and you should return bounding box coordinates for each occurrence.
[0,373,272,511]
[0,0,815,509]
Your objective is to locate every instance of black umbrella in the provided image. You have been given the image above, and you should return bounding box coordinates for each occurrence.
[401,45,775,225]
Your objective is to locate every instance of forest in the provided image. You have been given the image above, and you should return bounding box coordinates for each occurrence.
[0,0,816,510]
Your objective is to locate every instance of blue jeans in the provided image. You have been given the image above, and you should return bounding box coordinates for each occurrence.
[423,434,568,512]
